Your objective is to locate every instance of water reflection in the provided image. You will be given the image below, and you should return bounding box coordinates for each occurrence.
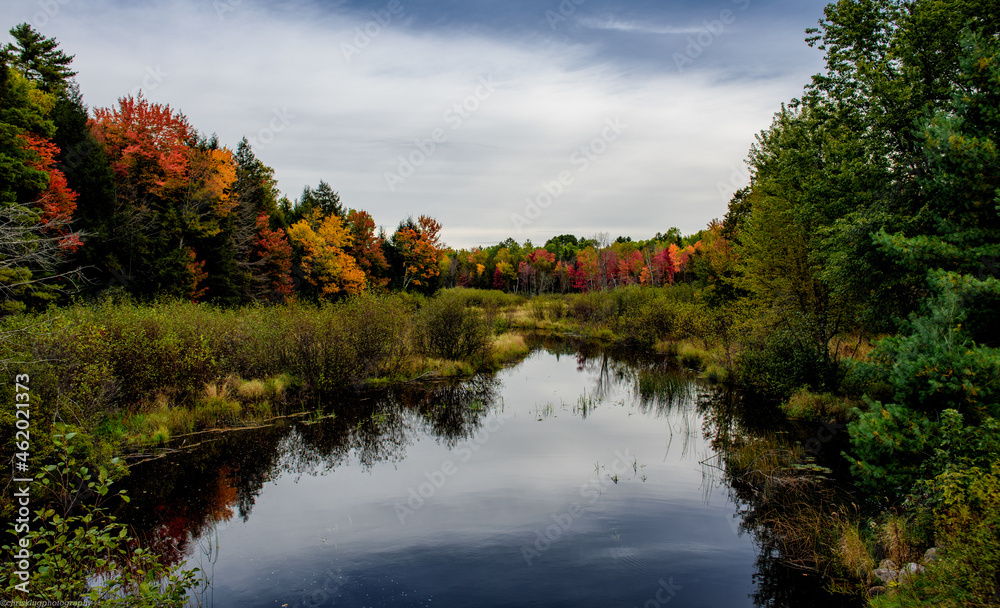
[119,341,855,608]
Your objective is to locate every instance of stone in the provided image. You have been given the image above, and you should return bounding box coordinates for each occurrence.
[879,559,898,571]
[898,562,926,584]
[873,568,899,584]
[923,547,939,563]
[868,586,887,597]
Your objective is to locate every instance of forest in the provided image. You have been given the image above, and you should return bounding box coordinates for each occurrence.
[1,0,1000,605]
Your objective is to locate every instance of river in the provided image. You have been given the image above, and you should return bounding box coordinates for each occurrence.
[121,338,856,607]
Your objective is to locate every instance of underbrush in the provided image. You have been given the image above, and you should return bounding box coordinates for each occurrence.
[0,291,519,458]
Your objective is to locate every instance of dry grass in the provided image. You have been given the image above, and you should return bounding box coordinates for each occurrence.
[837,521,875,583]
[880,514,921,567]
[236,378,266,400]
[203,376,236,401]
[491,333,531,364]
[782,388,857,421]
[720,431,877,591]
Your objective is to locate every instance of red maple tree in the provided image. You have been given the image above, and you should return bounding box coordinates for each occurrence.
[18,132,82,251]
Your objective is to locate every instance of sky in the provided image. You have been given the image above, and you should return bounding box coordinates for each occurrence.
[1,0,832,249]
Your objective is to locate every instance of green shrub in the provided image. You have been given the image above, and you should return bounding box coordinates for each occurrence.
[0,426,196,604]
[873,461,1000,607]
[417,291,493,362]
[337,293,411,378]
[736,320,839,399]
[565,291,616,324]
[611,288,679,347]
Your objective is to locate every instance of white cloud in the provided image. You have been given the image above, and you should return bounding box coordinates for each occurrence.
[576,17,704,36]
[0,0,822,248]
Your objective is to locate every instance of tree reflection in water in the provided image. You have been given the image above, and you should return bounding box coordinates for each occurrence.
[698,389,865,608]
[119,374,503,570]
[119,341,862,608]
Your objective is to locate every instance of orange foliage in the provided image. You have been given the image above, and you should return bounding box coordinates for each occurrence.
[346,209,388,289]
[90,94,192,198]
[188,147,238,219]
[185,248,209,302]
[287,210,366,297]
[254,212,294,302]
[18,132,81,251]
[396,215,444,289]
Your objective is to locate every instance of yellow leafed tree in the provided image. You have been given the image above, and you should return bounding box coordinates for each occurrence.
[287,210,366,297]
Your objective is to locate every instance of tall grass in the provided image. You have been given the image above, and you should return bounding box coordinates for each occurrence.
[0,291,507,450]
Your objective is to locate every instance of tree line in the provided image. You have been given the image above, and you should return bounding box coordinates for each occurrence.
[1,23,723,313]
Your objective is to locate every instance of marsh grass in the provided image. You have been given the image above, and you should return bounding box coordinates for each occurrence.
[491,333,531,365]
[782,388,857,422]
[720,431,879,593]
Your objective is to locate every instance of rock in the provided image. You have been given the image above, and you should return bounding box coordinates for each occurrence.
[868,586,888,597]
[898,562,926,584]
[873,568,899,584]
[923,547,939,563]
[879,559,898,571]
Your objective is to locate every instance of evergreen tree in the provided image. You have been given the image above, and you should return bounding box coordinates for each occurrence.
[3,23,76,93]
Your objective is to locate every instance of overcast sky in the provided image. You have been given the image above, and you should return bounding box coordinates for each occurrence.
[2,0,831,249]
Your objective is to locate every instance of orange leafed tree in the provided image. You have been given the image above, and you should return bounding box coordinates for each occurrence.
[346,209,389,290]
[90,94,192,199]
[395,215,444,290]
[186,147,238,222]
[185,248,209,302]
[18,133,81,251]
[287,210,366,297]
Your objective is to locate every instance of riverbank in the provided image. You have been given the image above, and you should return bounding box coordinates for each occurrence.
[3,288,996,606]
[0,291,541,463]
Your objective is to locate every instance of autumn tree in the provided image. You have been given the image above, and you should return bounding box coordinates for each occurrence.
[249,212,294,302]
[345,209,388,290]
[0,32,83,313]
[287,209,366,298]
[390,215,444,292]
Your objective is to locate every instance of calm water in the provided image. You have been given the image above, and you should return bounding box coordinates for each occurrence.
[122,341,848,607]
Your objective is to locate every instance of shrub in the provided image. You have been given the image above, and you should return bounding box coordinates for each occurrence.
[417,291,492,362]
[337,293,411,378]
[612,289,678,347]
[0,426,196,605]
[736,320,840,399]
[565,291,615,324]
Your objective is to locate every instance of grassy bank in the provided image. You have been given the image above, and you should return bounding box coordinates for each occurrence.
[0,290,534,463]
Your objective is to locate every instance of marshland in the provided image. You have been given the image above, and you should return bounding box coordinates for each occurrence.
[3,1,1000,606]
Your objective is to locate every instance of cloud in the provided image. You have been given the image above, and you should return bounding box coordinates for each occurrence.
[577,17,704,36]
[0,0,827,249]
